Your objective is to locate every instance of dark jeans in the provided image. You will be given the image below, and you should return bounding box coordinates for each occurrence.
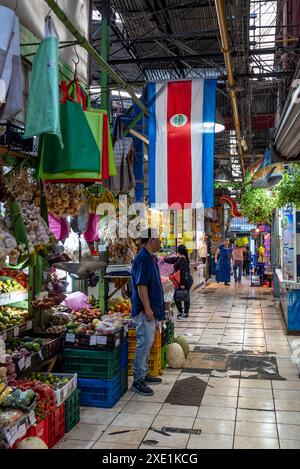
[243,260,250,275]
[233,260,243,282]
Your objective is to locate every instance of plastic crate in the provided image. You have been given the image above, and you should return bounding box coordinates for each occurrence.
[120,338,128,369]
[78,375,120,408]
[26,416,49,446]
[48,403,65,448]
[30,372,77,406]
[120,366,128,397]
[64,329,123,351]
[41,334,63,360]
[127,329,162,353]
[63,347,120,379]
[65,389,80,433]
[128,350,162,377]
[0,121,34,152]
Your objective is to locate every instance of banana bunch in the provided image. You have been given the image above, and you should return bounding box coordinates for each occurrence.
[87,191,119,213]
[0,382,12,404]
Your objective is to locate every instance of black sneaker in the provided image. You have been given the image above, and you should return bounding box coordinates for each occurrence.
[131,380,154,396]
[145,375,162,385]
[177,313,184,320]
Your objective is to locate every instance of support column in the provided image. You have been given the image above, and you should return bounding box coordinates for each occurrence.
[100,0,111,112]
[99,0,111,312]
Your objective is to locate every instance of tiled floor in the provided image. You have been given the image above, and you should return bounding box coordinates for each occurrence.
[56,280,300,449]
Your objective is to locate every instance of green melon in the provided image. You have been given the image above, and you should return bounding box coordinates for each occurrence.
[166,343,185,368]
[174,336,190,358]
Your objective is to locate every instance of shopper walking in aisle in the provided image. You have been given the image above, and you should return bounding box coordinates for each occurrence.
[215,238,232,285]
[243,246,251,276]
[232,243,245,284]
[162,244,194,319]
[130,228,165,396]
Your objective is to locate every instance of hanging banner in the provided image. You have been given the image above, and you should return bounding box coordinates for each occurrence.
[148,78,217,209]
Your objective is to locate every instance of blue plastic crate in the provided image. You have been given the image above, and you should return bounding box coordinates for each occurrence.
[78,375,121,408]
[120,338,128,369]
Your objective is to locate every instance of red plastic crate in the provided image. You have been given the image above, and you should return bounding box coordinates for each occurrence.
[48,403,65,448]
[13,416,49,448]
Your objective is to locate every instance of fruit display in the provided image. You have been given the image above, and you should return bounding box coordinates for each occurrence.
[32,291,66,310]
[0,383,13,405]
[108,297,131,318]
[0,409,24,428]
[0,355,17,382]
[174,336,190,358]
[1,388,36,411]
[6,336,43,356]
[0,226,19,268]
[108,238,136,264]
[44,325,66,334]
[0,269,28,289]
[86,190,118,214]
[0,307,29,332]
[17,380,56,423]
[45,183,86,218]
[0,278,25,294]
[71,308,101,324]
[30,373,71,390]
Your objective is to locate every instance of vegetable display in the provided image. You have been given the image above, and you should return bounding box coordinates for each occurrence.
[45,184,86,218]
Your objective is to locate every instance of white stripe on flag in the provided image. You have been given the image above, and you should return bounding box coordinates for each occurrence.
[155,82,168,205]
[191,79,204,207]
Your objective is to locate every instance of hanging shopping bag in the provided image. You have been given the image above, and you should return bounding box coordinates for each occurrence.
[83,214,100,243]
[169,270,181,288]
[23,16,62,146]
[42,98,100,173]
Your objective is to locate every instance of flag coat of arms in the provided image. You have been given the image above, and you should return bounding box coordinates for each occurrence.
[148,78,217,209]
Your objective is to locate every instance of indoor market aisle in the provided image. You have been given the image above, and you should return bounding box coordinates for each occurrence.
[56,281,300,450]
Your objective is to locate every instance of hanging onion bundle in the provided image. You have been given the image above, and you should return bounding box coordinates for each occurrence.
[45,184,86,218]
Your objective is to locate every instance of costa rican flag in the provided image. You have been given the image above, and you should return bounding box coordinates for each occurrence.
[148,79,217,209]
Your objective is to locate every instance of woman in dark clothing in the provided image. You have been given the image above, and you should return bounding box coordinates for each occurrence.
[163,245,194,319]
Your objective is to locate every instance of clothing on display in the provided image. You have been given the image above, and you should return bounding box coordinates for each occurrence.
[0,5,23,120]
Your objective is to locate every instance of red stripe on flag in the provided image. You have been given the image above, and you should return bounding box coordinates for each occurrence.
[167,81,192,207]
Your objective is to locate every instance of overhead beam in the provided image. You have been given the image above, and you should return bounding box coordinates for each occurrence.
[109,48,284,65]
[44,0,148,115]
[109,29,219,44]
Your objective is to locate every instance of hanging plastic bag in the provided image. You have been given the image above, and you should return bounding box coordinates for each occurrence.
[83,214,99,243]
[62,291,89,311]
[64,230,92,262]
[23,16,62,146]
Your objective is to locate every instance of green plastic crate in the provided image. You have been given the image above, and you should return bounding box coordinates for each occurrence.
[63,347,120,379]
[65,389,80,433]
[120,367,128,397]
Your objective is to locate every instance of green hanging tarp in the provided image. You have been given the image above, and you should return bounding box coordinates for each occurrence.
[42,100,101,173]
[23,19,62,147]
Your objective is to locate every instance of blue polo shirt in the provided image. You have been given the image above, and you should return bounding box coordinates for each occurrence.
[131,247,165,321]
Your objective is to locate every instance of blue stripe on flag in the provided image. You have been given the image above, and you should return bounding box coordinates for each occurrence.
[202,79,217,208]
[148,82,157,205]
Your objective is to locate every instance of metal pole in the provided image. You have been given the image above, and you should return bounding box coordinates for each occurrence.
[100,0,110,112]
[44,0,148,115]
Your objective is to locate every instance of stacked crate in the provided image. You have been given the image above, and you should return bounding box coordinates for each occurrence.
[63,334,128,408]
[127,328,162,376]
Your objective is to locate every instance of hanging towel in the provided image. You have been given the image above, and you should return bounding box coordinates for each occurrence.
[0,6,23,120]
[104,137,134,193]
[23,17,62,146]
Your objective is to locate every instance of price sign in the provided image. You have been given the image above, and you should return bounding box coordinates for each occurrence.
[96,335,107,345]
[25,356,31,369]
[6,427,17,447]
[27,321,33,330]
[29,410,36,426]
[89,335,97,346]
[14,326,19,337]
[18,423,26,440]
[18,357,25,371]
[66,333,75,343]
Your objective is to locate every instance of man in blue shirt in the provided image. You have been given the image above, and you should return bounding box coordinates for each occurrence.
[131,228,165,396]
